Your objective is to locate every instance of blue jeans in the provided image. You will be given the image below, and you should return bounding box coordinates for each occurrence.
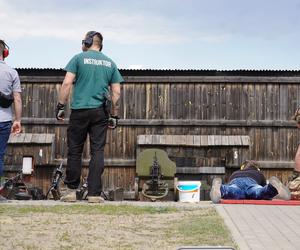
[0,121,12,176]
[221,177,278,200]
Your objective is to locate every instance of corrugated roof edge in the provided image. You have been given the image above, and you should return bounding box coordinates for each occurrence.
[15,68,300,77]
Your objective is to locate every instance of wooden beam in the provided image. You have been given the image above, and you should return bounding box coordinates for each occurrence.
[257,161,295,169]
[137,135,250,146]
[176,167,225,174]
[124,76,300,83]
[226,161,295,169]
[20,75,300,84]
[4,161,294,172]
[53,158,136,167]
[21,118,298,128]
[4,158,136,170]
[20,76,64,83]
[8,133,55,144]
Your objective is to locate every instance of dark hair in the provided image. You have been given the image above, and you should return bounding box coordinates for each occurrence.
[87,31,103,42]
[240,160,260,171]
[86,31,103,49]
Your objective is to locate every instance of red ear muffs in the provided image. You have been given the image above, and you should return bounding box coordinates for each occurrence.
[3,48,9,58]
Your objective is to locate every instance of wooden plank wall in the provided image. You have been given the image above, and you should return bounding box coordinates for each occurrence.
[6,77,300,192]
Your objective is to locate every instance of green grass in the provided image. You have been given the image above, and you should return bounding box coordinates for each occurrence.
[170,208,235,246]
[59,231,71,242]
[0,204,177,216]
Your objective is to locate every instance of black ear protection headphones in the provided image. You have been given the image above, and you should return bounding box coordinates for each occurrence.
[82,31,103,51]
[0,40,9,58]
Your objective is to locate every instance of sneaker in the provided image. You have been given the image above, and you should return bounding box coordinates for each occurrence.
[60,187,77,202]
[269,176,291,200]
[87,196,105,203]
[210,177,222,204]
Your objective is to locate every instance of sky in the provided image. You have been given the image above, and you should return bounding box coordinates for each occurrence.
[1,0,300,70]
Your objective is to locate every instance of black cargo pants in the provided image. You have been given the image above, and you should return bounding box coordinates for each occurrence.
[64,107,108,196]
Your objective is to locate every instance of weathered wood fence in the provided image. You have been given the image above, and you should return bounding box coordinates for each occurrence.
[4,69,300,194]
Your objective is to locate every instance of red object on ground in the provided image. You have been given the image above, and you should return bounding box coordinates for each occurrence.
[220,199,300,205]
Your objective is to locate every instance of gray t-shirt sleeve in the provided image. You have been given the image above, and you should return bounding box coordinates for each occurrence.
[12,69,21,92]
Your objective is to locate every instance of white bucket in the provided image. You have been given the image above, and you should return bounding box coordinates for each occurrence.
[176,181,201,203]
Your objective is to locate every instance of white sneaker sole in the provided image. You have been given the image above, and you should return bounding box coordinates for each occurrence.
[210,178,222,204]
[269,176,291,200]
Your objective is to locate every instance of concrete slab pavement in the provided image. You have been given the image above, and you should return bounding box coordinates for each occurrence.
[215,204,300,250]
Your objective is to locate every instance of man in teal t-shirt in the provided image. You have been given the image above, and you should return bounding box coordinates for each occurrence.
[56,31,123,203]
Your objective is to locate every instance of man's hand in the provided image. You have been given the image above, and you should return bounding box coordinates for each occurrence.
[56,103,65,120]
[108,115,119,129]
[11,121,21,135]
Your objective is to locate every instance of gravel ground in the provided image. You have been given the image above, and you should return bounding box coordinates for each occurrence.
[0,200,235,250]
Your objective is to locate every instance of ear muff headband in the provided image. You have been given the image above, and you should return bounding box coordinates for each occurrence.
[0,41,9,58]
[82,31,103,50]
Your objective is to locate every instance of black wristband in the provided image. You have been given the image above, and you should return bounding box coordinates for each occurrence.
[57,103,65,109]
[110,114,119,119]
